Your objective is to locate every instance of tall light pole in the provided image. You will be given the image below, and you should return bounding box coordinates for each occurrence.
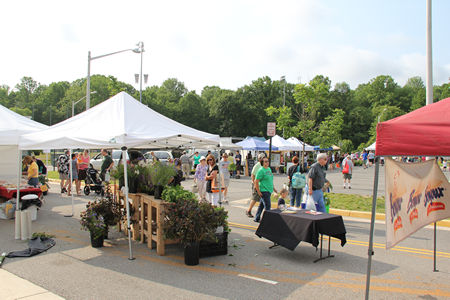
[280,76,286,137]
[426,0,433,105]
[73,91,96,117]
[86,43,143,110]
[137,41,144,103]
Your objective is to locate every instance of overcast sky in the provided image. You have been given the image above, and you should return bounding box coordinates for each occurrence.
[1,0,449,93]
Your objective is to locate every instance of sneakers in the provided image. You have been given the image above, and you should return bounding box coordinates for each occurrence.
[246,211,254,218]
[61,188,67,193]
[253,219,260,223]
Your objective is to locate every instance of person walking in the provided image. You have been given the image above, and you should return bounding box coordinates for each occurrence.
[219,153,231,203]
[246,153,265,217]
[368,151,375,167]
[254,156,278,223]
[180,151,191,179]
[205,154,220,207]
[235,151,242,177]
[307,153,329,213]
[342,154,354,189]
[362,150,368,169]
[57,150,70,193]
[78,149,90,187]
[287,156,306,208]
[194,156,208,201]
[193,151,201,170]
[100,149,114,182]
[67,153,79,196]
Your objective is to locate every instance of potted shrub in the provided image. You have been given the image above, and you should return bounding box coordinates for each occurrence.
[164,199,215,265]
[94,197,124,239]
[80,201,107,247]
[111,164,140,193]
[149,162,176,199]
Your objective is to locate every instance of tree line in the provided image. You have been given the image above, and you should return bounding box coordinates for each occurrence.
[1,74,449,153]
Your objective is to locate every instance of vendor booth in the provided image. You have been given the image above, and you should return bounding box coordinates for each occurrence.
[19,91,220,259]
[0,104,47,219]
[365,97,450,298]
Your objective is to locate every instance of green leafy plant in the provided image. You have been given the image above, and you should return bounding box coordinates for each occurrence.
[161,185,197,203]
[80,201,106,239]
[228,163,237,172]
[93,197,124,226]
[32,232,55,239]
[149,162,176,186]
[164,199,229,246]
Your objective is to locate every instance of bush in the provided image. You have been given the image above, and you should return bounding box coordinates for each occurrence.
[162,185,197,203]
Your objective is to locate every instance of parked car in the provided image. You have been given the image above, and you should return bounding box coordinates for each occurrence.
[143,151,173,164]
[90,150,145,170]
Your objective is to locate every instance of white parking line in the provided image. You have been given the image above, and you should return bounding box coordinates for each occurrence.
[238,274,278,285]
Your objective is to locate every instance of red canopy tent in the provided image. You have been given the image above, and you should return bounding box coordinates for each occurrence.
[376,97,450,156]
[365,97,450,299]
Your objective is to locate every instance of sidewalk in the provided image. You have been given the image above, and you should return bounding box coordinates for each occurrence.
[0,269,64,300]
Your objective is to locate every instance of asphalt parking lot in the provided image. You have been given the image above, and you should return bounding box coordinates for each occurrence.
[1,166,449,299]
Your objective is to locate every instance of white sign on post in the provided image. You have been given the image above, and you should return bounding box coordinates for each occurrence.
[267,122,276,137]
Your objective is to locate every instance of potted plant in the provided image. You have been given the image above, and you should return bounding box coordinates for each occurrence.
[80,201,107,247]
[111,164,140,193]
[93,197,124,239]
[149,162,176,199]
[161,185,197,203]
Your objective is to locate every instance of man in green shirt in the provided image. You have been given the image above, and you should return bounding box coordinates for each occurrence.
[254,157,278,222]
[246,153,266,217]
[100,149,114,182]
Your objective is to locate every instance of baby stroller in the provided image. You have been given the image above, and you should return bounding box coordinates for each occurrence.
[84,166,104,196]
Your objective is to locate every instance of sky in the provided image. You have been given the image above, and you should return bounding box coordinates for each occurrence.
[1,0,449,93]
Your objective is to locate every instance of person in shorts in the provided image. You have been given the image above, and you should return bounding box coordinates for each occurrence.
[342,154,353,189]
[57,150,70,193]
[246,153,266,218]
[77,149,90,183]
[219,153,231,203]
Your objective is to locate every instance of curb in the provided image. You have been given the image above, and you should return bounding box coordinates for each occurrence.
[329,208,450,228]
[0,269,64,299]
[46,179,450,229]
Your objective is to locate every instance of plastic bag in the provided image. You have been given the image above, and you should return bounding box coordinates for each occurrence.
[301,186,316,210]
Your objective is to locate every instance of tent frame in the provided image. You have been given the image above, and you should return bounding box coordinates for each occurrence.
[365,155,440,300]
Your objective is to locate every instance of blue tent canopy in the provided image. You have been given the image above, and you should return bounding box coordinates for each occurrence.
[236,137,279,151]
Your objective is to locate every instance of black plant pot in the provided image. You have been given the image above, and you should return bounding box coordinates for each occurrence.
[154,185,164,199]
[103,225,109,240]
[90,231,104,248]
[184,242,200,266]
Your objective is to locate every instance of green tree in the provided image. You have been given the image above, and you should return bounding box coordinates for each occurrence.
[314,108,345,148]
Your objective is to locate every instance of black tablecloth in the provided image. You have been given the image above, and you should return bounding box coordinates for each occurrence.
[255,210,347,250]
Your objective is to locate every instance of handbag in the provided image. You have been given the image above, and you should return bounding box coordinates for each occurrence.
[291,165,306,189]
[211,176,225,193]
[342,161,349,174]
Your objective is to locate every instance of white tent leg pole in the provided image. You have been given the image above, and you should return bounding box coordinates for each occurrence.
[122,147,134,260]
[433,222,438,272]
[65,149,74,217]
[365,157,380,300]
[218,147,222,207]
[15,150,22,240]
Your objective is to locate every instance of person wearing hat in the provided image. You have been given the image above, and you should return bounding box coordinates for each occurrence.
[246,152,266,217]
[180,151,191,179]
[194,156,208,201]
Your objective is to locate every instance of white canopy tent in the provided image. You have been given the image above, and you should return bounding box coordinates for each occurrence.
[365,142,376,151]
[265,135,301,151]
[0,104,48,183]
[19,91,220,259]
[287,137,315,152]
[20,92,220,150]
